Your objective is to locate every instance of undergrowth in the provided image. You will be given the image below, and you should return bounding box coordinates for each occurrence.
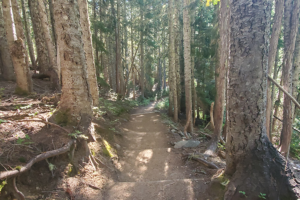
[155,97,169,110]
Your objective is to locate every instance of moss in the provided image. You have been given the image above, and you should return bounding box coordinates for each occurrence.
[54,109,71,126]
[15,86,29,96]
[15,166,22,171]
[102,139,117,158]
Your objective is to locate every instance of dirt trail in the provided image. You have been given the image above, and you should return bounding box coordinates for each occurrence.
[103,103,209,200]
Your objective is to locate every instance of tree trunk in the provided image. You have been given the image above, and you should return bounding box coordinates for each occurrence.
[280,0,300,155]
[3,0,32,92]
[266,0,284,139]
[78,0,99,106]
[0,4,15,81]
[117,0,125,96]
[292,23,300,120]
[48,0,57,50]
[183,0,193,133]
[21,0,36,70]
[140,3,144,98]
[52,0,92,129]
[224,0,299,199]
[38,0,60,90]
[272,77,283,132]
[168,0,178,121]
[175,0,181,115]
[28,0,50,75]
[205,0,228,156]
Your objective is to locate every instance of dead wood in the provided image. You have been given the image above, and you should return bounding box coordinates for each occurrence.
[268,75,300,109]
[198,130,212,138]
[183,153,219,169]
[0,140,75,180]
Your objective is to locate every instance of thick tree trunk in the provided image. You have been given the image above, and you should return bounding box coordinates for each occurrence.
[0,4,15,81]
[38,0,60,90]
[205,0,228,156]
[3,0,32,92]
[266,0,284,139]
[224,0,299,199]
[183,0,193,133]
[78,0,99,106]
[175,0,181,114]
[280,0,300,155]
[168,0,178,121]
[21,0,36,70]
[52,0,92,129]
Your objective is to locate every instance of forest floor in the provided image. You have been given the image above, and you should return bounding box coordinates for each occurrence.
[1,80,300,199]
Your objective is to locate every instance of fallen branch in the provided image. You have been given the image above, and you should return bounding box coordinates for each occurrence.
[198,130,212,138]
[184,153,219,169]
[273,115,300,134]
[0,140,75,180]
[17,119,70,134]
[268,75,300,109]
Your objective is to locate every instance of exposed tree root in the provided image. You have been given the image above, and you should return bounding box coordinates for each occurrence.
[183,153,219,169]
[0,140,75,180]
[183,110,192,138]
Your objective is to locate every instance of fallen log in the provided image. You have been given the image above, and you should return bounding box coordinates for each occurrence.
[183,153,219,169]
[0,140,75,180]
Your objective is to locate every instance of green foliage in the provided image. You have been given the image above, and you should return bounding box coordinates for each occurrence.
[16,134,33,145]
[97,77,110,88]
[68,130,88,140]
[258,193,266,199]
[0,119,7,124]
[155,98,169,110]
[217,142,225,151]
[239,191,247,197]
[0,180,7,192]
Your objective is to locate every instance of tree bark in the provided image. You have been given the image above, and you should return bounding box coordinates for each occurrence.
[205,0,229,156]
[266,0,284,139]
[3,0,32,92]
[224,0,299,199]
[280,0,300,155]
[38,0,60,90]
[0,4,15,81]
[140,2,145,98]
[183,0,193,133]
[28,0,50,75]
[78,0,99,106]
[20,0,36,71]
[168,0,178,121]
[52,0,92,129]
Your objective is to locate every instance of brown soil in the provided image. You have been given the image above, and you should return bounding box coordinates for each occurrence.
[103,103,225,200]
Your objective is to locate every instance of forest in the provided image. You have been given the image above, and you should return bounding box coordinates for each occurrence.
[1,0,300,199]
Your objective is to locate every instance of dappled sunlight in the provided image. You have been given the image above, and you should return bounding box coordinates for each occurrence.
[136,149,153,165]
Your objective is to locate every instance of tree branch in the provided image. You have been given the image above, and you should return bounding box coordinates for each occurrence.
[0,140,75,180]
[268,75,300,109]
